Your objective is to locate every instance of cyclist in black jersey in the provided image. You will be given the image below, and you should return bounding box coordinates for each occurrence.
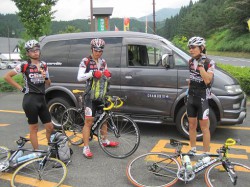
[186,36,215,155]
[77,38,118,158]
[4,39,54,150]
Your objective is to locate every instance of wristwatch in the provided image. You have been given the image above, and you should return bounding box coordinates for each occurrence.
[45,78,49,80]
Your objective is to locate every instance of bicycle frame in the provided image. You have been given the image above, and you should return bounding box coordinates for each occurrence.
[90,110,119,140]
[73,90,123,140]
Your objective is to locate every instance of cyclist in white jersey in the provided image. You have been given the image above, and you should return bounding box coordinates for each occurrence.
[186,36,215,155]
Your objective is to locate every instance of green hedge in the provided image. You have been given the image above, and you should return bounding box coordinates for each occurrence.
[0,74,24,92]
[217,63,250,95]
[0,65,249,96]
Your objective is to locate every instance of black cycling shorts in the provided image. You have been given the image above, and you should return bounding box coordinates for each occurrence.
[22,93,51,124]
[186,95,209,120]
[84,93,103,118]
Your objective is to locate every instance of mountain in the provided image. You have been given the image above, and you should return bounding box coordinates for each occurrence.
[138,8,180,22]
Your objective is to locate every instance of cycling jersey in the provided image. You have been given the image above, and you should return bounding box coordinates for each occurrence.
[14,60,49,95]
[77,55,108,117]
[188,55,215,99]
[187,55,215,120]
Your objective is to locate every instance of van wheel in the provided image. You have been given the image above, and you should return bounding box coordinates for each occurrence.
[176,106,217,141]
[48,98,71,129]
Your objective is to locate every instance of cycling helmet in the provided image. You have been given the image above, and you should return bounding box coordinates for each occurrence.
[25,39,40,51]
[90,38,105,51]
[187,36,206,47]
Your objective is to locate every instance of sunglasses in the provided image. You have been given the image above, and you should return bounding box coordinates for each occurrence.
[188,46,197,50]
[94,50,103,53]
[28,48,40,53]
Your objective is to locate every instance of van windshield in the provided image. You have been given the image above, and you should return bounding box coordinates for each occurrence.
[161,39,190,61]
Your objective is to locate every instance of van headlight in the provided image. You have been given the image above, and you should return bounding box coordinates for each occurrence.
[225,85,242,94]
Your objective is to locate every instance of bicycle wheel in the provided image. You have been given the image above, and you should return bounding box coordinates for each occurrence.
[61,107,84,145]
[97,114,140,158]
[0,146,10,162]
[0,146,11,172]
[11,157,67,187]
[127,152,180,187]
[205,161,250,187]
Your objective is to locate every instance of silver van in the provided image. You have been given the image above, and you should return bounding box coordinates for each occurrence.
[40,31,247,140]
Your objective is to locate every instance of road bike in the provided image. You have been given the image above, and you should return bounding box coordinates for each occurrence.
[0,136,67,187]
[126,138,250,187]
[61,89,140,159]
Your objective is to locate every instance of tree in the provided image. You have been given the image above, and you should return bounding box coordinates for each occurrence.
[225,0,250,34]
[12,0,58,60]
[58,25,81,34]
[12,0,58,39]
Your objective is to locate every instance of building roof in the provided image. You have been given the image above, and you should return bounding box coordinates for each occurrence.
[0,37,23,53]
[93,7,113,16]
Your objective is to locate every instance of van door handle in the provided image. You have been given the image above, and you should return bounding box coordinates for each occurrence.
[125,75,132,79]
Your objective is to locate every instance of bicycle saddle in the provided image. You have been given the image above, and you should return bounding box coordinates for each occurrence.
[170,139,189,147]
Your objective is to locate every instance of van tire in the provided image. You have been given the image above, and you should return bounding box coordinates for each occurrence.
[176,105,217,141]
[48,97,71,129]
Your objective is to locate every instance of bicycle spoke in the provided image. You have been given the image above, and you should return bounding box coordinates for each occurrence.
[61,108,84,145]
[11,158,67,187]
[98,114,140,158]
[127,153,180,187]
[205,162,250,187]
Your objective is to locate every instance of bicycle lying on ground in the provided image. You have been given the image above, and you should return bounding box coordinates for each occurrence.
[126,138,250,187]
[0,136,67,187]
[61,89,140,159]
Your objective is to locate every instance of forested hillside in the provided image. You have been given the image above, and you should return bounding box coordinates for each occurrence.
[0,0,249,52]
[0,14,157,37]
[158,0,250,52]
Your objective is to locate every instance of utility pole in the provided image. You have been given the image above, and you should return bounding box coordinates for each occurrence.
[153,0,156,34]
[7,26,11,61]
[90,0,94,31]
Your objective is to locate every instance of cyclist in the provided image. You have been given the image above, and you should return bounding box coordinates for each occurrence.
[4,39,54,150]
[77,38,118,158]
[186,36,215,155]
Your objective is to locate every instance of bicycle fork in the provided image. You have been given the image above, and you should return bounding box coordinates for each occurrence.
[222,161,237,185]
[108,115,120,138]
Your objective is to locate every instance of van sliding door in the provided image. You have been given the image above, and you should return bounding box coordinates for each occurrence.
[121,38,178,117]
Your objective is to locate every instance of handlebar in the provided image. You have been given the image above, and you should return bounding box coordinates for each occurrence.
[16,136,30,147]
[73,89,84,94]
[217,138,240,154]
[72,89,124,111]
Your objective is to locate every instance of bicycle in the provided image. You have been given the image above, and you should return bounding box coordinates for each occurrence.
[126,138,250,187]
[0,136,67,187]
[60,89,140,159]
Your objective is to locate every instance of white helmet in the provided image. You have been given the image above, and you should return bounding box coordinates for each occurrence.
[187,36,206,47]
[90,38,105,51]
[25,39,40,51]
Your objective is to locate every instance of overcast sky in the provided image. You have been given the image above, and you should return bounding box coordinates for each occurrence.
[1,0,199,21]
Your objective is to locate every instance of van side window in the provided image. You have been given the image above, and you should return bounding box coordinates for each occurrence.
[174,53,188,66]
[128,45,163,67]
[69,37,122,68]
[41,40,71,66]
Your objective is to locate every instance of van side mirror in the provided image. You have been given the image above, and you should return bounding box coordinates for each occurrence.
[162,54,170,68]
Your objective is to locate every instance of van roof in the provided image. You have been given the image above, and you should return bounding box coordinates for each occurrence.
[40,31,167,45]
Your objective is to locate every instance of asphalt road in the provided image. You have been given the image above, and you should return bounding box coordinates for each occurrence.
[0,92,250,187]
[208,55,250,67]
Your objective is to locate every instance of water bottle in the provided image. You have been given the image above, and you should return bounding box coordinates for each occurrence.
[50,133,56,142]
[202,156,211,164]
[16,153,41,164]
[183,155,192,171]
[12,150,23,162]
[195,156,211,168]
